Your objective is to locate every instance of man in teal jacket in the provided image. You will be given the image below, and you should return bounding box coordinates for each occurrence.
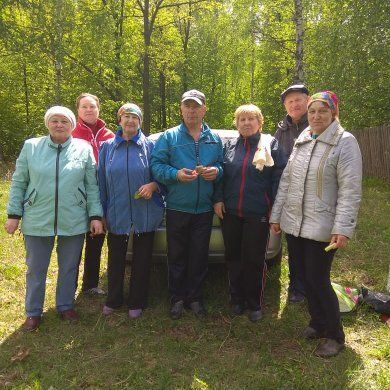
[151,90,223,319]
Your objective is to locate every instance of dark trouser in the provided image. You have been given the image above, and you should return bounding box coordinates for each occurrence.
[106,232,155,309]
[286,234,305,295]
[166,209,213,305]
[221,213,269,311]
[286,234,345,343]
[81,232,105,291]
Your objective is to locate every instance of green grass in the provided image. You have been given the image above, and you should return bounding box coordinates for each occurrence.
[0,170,389,389]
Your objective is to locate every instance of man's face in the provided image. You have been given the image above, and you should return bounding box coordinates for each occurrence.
[283,91,308,122]
[180,100,206,127]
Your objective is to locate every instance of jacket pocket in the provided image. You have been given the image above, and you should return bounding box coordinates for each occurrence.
[75,187,87,208]
[314,199,336,215]
[23,189,37,209]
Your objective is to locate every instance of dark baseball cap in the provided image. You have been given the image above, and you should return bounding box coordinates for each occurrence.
[181,89,206,106]
[281,84,309,103]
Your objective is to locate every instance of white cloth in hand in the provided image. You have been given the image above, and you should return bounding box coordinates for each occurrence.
[252,133,274,171]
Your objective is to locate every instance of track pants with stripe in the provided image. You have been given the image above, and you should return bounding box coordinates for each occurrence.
[221,213,269,311]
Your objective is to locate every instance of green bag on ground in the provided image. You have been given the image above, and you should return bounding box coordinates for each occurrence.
[332,282,360,313]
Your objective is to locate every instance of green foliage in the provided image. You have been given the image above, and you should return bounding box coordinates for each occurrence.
[0,0,388,158]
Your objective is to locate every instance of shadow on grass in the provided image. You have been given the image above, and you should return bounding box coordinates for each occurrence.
[0,261,364,389]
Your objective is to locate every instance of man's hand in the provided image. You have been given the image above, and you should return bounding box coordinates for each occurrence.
[177,168,198,182]
[137,182,158,200]
[200,166,218,181]
[214,202,225,219]
[90,220,104,236]
[330,234,349,249]
[5,218,19,234]
[270,223,282,234]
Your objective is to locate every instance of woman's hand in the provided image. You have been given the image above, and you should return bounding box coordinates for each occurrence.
[201,167,219,181]
[137,182,158,200]
[330,234,349,249]
[270,223,282,234]
[90,220,104,236]
[214,202,225,219]
[5,218,20,234]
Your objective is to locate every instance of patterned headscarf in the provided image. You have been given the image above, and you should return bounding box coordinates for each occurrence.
[308,91,339,116]
[117,103,143,124]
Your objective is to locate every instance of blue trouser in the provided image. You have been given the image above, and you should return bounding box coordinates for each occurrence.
[24,235,84,317]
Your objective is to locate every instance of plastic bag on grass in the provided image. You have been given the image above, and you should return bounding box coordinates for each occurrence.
[332,282,360,313]
[361,287,390,315]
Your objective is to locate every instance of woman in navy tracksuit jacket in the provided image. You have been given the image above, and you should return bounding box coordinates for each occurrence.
[213,104,286,322]
[98,103,164,318]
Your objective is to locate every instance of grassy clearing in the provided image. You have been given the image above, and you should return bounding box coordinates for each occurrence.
[0,169,389,389]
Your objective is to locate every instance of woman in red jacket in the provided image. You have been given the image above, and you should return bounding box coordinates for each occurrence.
[72,93,114,295]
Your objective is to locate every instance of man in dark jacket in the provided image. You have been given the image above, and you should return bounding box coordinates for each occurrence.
[274,84,309,303]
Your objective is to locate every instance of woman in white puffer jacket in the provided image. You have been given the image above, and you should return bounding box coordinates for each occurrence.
[270,91,362,358]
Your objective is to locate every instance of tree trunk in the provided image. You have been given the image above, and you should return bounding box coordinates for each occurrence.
[293,0,304,83]
[113,0,125,100]
[142,0,151,135]
[159,71,167,130]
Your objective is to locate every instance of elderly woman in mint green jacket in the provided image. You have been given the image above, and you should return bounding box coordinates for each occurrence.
[5,106,103,332]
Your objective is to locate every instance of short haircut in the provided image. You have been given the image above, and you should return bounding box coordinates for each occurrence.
[233,104,264,127]
[76,93,100,109]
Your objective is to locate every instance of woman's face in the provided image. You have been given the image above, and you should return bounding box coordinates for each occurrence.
[78,96,99,125]
[308,101,334,134]
[48,115,73,144]
[120,113,140,137]
[236,113,261,138]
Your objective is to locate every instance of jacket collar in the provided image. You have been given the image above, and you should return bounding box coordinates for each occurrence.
[296,120,344,146]
[279,113,308,131]
[238,131,261,146]
[114,128,145,146]
[47,135,72,149]
[77,118,106,132]
[179,122,212,141]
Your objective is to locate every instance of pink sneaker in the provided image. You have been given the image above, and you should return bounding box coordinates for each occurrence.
[129,309,142,318]
[102,305,114,316]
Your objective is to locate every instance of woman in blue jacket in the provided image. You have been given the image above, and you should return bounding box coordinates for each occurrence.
[213,104,286,322]
[99,103,164,318]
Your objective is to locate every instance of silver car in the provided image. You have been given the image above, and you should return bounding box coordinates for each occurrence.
[127,129,282,265]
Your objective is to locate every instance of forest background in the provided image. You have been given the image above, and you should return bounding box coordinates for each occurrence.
[0,0,388,160]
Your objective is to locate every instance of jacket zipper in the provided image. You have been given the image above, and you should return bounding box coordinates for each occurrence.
[23,188,36,205]
[316,128,340,199]
[238,139,251,217]
[194,140,200,212]
[126,142,133,225]
[54,144,62,235]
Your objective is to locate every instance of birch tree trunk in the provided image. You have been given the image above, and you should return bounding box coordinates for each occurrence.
[293,0,304,83]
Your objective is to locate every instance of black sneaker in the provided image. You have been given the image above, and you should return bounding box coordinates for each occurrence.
[170,300,184,320]
[288,291,305,303]
[189,301,206,318]
[248,310,262,322]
